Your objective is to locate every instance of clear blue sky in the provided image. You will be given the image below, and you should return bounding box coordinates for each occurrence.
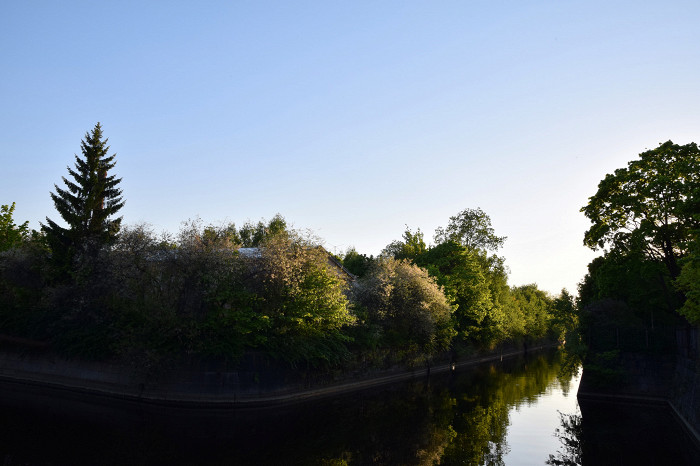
[2,1,700,295]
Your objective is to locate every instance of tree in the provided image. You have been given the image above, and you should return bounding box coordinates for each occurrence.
[415,241,491,342]
[582,141,700,279]
[0,202,30,251]
[512,284,552,340]
[240,231,356,364]
[425,209,512,345]
[577,248,674,323]
[676,233,700,325]
[382,227,427,260]
[434,207,506,251]
[239,213,287,247]
[550,289,578,342]
[341,247,374,278]
[353,258,455,352]
[43,123,124,268]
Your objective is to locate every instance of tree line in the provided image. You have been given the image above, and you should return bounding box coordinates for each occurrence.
[0,123,575,369]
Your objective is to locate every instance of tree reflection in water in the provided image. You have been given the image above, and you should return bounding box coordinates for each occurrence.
[545,396,700,466]
[546,410,583,466]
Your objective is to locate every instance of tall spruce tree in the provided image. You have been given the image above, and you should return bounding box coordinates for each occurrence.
[43,123,124,270]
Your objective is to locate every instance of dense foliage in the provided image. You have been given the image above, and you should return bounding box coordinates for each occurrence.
[375,212,571,352]
[578,140,700,385]
[0,124,574,371]
[0,203,30,252]
[675,233,700,325]
[582,141,699,279]
[352,258,455,353]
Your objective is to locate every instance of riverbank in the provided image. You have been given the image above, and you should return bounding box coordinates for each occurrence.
[577,352,700,449]
[0,343,555,409]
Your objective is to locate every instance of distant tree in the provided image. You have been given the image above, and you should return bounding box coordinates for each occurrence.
[550,289,578,341]
[239,213,287,247]
[512,284,552,340]
[43,123,124,270]
[341,247,374,278]
[0,202,30,251]
[382,227,427,260]
[434,207,506,251]
[200,223,241,250]
[415,241,491,342]
[418,209,512,345]
[582,141,700,279]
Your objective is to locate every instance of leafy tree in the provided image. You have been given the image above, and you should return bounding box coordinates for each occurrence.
[550,289,578,341]
[512,284,552,340]
[577,248,677,329]
[242,232,356,364]
[43,123,124,269]
[353,258,455,353]
[370,209,521,347]
[415,241,491,342]
[434,207,506,251]
[676,234,700,325]
[0,202,30,251]
[341,247,374,278]
[582,141,700,279]
[408,207,516,346]
[382,226,427,260]
[238,213,287,247]
[201,223,241,249]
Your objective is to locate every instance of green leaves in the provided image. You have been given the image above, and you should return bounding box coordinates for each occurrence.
[675,235,700,325]
[582,141,700,278]
[0,202,30,252]
[434,207,506,252]
[353,258,455,353]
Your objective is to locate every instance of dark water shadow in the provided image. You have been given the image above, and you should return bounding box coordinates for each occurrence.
[547,399,700,466]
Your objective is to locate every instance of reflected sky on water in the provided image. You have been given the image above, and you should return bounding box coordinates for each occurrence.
[503,367,581,464]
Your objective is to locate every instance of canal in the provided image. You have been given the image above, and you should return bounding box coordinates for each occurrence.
[0,349,697,464]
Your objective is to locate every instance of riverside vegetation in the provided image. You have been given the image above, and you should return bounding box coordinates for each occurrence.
[578,141,700,388]
[0,124,577,374]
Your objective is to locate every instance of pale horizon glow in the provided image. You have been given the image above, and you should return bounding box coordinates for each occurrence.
[3,1,700,295]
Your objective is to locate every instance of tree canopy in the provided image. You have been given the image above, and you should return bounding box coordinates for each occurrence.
[238,213,288,247]
[381,227,427,260]
[434,207,506,251]
[353,257,455,352]
[0,202,30,252]
[581,141,700,278]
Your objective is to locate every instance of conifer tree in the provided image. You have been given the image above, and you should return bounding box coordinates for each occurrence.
[43,123,124,268]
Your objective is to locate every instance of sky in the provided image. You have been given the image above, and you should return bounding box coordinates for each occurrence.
[2,1,700,295]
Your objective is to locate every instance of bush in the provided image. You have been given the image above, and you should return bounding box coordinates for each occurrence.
[352,258,455,354]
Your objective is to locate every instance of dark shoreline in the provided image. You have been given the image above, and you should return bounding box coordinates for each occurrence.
[577,355,700,450]
[0,344,555,410]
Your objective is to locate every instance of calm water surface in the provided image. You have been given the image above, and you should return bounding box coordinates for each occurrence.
[0,349,697,465]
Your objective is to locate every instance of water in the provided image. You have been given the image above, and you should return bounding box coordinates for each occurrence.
[0,349,696,464]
